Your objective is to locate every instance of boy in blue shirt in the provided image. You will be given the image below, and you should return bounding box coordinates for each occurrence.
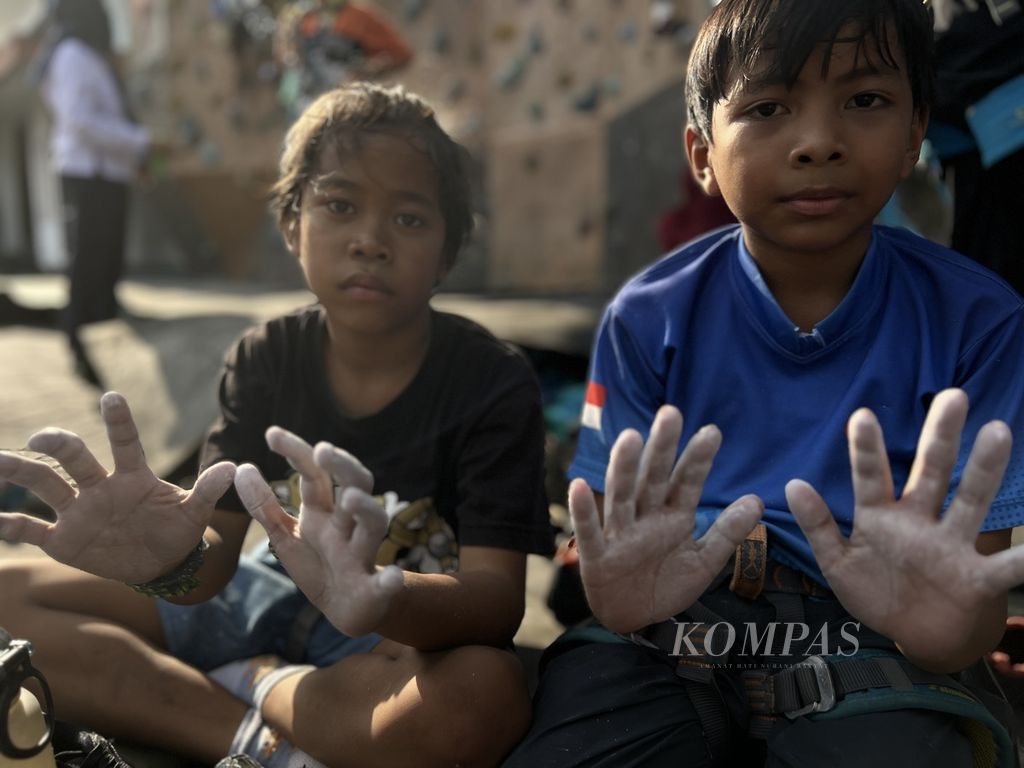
[506,0,1024,765]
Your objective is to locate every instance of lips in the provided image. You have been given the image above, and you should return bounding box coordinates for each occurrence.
[781,187,851,216]
[339,273,390,294]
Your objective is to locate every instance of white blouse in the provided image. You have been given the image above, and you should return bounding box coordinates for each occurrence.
[42,37,149,183]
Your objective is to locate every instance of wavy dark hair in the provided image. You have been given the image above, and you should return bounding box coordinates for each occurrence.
[686,0,935,141]
[269,82,474,270]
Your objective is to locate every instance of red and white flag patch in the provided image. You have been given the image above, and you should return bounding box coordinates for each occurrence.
[581,381,606,431]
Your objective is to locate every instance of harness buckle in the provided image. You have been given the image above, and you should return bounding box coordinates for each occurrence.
[784,655,836,719]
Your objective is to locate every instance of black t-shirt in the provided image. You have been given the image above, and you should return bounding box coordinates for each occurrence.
[202,306,554,573]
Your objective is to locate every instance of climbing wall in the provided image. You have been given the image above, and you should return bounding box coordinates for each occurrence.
[150,2,287,176]
[130,0,714,290]
[376,0,711,292]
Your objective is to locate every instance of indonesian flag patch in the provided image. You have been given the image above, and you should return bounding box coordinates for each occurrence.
[581,381,606,430]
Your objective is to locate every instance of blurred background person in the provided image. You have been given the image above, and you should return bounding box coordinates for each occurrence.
[929,0,1024,294]
[34,0,163,387]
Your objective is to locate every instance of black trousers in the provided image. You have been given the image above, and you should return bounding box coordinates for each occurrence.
[60,175,129,346]
[504,583,975,768]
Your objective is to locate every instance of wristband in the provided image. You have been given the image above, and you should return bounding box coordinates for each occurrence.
[127,538,210,598]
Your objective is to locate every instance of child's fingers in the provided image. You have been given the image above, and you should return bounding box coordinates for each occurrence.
[0,451,76,512]
[902,389,967,512]
[265,426,315,468]
[697,494,762,569]
[636,406,683,517]
[0,511,53,548]
[978,547,1024,597]
[847,408,895,509]
[604,429,643,537]
[942,420,1012,542]
[235,463,298,543]
[187,461,237,515]
[339,487,388,556]
[26,429,107,489]
[374,564,405,599]
[568,478,605,563]
[266,426,331,509]
[786,479,846,568]
[666,424,722,531]
[313,442,374,493]
[100,392,149,475]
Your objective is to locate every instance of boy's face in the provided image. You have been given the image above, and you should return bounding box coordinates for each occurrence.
[285,131,447,337]
[686,26,926,267]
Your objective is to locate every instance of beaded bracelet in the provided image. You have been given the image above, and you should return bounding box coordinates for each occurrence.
[127,538,210,598]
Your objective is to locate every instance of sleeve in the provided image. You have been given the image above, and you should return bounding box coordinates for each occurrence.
[568,301,667,492]
[201,328,277,513]
[44,42,149,162]
[949,306,1024,530]
[453,355,554,556]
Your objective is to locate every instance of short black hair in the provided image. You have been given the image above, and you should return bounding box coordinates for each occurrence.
[269,82,474,270]
[686,0,935,140]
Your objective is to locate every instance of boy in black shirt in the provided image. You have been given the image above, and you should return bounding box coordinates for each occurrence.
[0,83,552,767]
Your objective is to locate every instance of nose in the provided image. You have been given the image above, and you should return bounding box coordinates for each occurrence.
[789,111,846,167]
[346,220,392,263]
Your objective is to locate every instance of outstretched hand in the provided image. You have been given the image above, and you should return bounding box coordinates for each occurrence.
[0,392,235,583]
[234,427,403,637]
[571,406,763,634]
[787,388,1021,667]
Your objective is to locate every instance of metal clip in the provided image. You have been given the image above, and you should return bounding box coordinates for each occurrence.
[785,655,837,719]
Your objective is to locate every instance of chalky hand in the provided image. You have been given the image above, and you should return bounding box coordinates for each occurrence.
[787,388,1021,665]
[0,392,235,583]
[571,406,763,634]
[235,427,403,637]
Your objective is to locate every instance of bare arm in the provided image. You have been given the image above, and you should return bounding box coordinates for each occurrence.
[372,546,526,649]
[162,508,252,604]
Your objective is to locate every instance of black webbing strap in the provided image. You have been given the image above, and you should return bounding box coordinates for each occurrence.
[748,654,976,719]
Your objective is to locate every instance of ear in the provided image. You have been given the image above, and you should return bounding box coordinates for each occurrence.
[685,125,720,197]
[281,214,300,258]
[900,107,929,180]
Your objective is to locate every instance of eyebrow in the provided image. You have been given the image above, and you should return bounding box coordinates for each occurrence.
[833,64,901,83]
[738,62,900,96]
[310,173,436,207]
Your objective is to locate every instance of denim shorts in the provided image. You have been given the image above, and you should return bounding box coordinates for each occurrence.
[158,543,381,671]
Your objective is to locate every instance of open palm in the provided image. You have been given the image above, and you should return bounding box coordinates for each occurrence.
[571,406,763,634]
[787,389,1022,665]
[0,392,235,583]
[234,427,403,637]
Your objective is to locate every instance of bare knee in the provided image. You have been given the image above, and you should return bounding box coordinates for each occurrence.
[424,645,532,768]
[0,559,42,625]
[0,557,164,644]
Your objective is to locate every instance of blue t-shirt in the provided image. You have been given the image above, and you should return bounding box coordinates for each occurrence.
[571,225,1024,585]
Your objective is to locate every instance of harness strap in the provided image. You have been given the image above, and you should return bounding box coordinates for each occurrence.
[730,523,767,599]
[743,653,982,719]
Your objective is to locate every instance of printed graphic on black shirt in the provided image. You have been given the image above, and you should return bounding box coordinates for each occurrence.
[270,473,459,574]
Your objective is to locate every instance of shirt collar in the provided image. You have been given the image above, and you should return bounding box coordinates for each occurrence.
[733,229,887,356]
